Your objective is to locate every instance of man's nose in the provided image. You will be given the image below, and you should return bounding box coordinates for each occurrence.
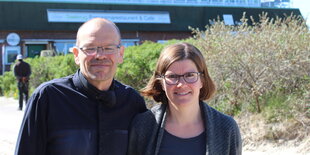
[95,48,108,58]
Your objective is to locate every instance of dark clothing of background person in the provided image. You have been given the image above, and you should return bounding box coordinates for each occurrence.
[13,59,31,110]
[128,102,242,155]
[15,70,147,155]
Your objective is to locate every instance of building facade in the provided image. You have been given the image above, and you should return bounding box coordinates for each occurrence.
[0,0,301,74]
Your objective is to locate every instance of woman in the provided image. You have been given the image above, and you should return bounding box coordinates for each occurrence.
[128,42,241,155]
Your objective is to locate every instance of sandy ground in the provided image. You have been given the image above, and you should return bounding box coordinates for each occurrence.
[0,96,309,155]
[0,97,24,155]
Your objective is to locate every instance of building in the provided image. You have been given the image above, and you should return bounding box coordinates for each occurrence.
[0,0,301,74]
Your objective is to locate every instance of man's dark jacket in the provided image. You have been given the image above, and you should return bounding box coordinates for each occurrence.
[128,102,242,155]
[15,70,146,155]
[13,60,31,81]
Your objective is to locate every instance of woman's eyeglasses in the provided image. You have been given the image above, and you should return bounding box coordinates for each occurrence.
[159,72,203,85]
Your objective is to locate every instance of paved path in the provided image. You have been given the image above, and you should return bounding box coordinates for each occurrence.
[0,97,24,155]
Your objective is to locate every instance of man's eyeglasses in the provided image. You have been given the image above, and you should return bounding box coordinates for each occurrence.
[78,45,121,56]
[158,72,203,85]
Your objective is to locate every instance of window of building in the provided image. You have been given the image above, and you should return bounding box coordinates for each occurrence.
[223,14,234,25]
[54,40,76,55]
[53,39,138,55]
[121,39,140,47]
[157,40,168,44]
[5,46,21,64]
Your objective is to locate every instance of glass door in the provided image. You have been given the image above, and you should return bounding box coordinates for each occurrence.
[27,44,46,58]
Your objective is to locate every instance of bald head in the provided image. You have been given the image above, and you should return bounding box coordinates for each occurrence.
[76,18,121,47]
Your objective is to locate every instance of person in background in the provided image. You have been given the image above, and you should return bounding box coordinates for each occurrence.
[128,42,242,155]
[13,54,31,111]
[15,18,147,155]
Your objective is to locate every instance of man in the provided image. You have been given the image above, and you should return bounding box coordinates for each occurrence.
[13,54,31,110]
[15,18,147,155]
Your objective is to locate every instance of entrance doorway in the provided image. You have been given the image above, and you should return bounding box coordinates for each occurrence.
[27,44,46,58]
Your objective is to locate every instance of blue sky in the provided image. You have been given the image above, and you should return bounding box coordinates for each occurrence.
[292,0,310,27]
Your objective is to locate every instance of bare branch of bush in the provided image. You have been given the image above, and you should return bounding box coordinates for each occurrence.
[190,13,310,115]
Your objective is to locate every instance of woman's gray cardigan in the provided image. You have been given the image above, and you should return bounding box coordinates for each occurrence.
[127,101,242,155]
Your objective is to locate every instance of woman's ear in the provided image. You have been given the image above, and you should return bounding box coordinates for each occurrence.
[160,80,166,92]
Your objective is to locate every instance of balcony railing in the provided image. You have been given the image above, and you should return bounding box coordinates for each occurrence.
[25,0,261,7]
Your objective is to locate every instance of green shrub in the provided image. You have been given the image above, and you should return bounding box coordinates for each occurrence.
[116,41,164,90]
[0,54,78,97]
[0,71,16,97]
[26,54,78,89]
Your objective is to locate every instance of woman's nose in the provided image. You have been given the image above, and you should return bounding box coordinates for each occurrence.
[176,77,186,87]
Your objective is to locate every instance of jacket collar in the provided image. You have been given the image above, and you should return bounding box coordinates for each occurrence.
[72,70,117,107]
[152,101,211,155]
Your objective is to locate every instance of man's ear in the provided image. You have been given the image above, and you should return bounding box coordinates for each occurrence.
[72,47,80,65]
[118,45,125,64]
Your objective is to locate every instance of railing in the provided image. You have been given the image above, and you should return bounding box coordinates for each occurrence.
[95,0,261,7]
[21,0,261,7]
